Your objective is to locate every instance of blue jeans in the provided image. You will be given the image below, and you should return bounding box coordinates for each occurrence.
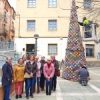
[52,75,57,91]
[4,84,11,100]
[37,77,40,92]
[25,76,36,97]
[33,77,36,93]
[46,79,52,95]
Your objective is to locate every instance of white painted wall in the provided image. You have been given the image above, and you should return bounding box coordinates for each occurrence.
[37,38,67,61]
[15,38,35,53]
[15,38,67,61]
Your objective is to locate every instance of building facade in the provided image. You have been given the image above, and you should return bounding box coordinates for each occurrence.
[15,0,100,61]
[0,0,15,51]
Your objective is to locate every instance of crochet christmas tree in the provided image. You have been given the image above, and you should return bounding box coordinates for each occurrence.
[62,0,87,81]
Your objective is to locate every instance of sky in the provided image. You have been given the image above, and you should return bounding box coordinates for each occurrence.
[8,0,16,9]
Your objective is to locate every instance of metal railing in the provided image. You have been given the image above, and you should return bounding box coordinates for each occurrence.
[0,41,14,51]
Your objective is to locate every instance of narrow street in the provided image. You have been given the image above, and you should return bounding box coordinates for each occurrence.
[11,67,100,100]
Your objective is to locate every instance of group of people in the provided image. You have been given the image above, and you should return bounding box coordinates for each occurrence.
[1,55,59,100]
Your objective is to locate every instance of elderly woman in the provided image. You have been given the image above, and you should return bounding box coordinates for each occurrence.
[14,58,25,99]
[35,56,41,93]
[24,55,37,99]
[43,58,55,95]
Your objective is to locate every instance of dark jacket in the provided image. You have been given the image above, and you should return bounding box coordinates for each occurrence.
[2,62,13,86]
[25,61,37,77]
[78,68,89,80]
[52,60,59,76]
[52,60,59,70]
[40,60,46,73]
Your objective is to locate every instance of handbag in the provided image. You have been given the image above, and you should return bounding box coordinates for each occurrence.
[24,72,31,78]
[55,69,60,77]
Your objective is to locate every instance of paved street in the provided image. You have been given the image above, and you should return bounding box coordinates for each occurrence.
[11,67,100,100]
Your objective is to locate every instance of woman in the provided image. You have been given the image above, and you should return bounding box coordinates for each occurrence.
[43,58,55,95]
[14,58,25,99]
[24,55,37,99]
[35,56,41,93]
[40,56,46,91]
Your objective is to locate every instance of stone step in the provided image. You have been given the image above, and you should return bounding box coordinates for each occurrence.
[87,61,100,67]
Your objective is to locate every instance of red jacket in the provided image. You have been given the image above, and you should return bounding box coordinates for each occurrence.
[43,63,55,79]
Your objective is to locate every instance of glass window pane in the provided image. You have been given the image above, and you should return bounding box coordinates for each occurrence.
[84,24,92,38]
[48,0,57,8]
[27,20,35,31]
[84,0,92,9]
[48,44,57,55]
[28,0,36,8]
[86,44,94,57]
[48,20,57,31]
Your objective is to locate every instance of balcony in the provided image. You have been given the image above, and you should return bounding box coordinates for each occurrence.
[0,29,5,35]
[0,30,7,38]
[0,41,14,51]
[10,29,15,33]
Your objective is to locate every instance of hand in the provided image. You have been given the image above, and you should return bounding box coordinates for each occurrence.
[48,77,51,80]
[30,73,33,77]
[12,79,14,83]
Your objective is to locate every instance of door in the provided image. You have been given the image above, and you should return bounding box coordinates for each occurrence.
[26,44,35,55]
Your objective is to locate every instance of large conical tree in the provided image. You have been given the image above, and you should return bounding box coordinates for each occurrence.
[62,0,87,81]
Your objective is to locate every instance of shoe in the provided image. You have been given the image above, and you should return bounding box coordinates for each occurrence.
[16,95,18,99]
[37,90,40,93]
[49,92,51,95]
[53,88,56,91]
[19,95,22,98]
[46,93,49,95]
[26,96,29,99]
[30,95,34,98]
[49,93,51,95]
[41,88,44,91]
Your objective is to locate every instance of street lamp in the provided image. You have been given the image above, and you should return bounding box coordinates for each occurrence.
[34,34,39,56]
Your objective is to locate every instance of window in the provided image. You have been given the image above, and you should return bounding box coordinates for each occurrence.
[84,24,92,38]
[27,0,36,8]
[48,44,57,55]
[48,0,57,8]
[48,20,57,31]
[83,23,96,38]
[83,0,92,9]
[97,52,100,59]
[26,44,35,55]
[27,20,35,31]
[86,44,94,57]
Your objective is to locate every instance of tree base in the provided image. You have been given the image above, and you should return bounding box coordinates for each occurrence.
[62,66,79,82]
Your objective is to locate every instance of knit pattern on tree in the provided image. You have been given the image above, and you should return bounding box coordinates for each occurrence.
[62,0,87,81]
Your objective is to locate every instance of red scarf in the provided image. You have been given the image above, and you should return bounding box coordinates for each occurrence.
[47,63,51,68]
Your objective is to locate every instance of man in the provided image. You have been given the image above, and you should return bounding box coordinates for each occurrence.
[51,56,59,91]
[78,66,89,86]
[2,57,13,100]
[78,17,90,26]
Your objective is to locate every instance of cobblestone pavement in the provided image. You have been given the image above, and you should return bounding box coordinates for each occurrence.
[11,67,100,100]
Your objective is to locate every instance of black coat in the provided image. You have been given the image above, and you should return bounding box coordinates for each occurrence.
[2,62,13,86]
[25,61,37,76]
[40,60,46,73]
